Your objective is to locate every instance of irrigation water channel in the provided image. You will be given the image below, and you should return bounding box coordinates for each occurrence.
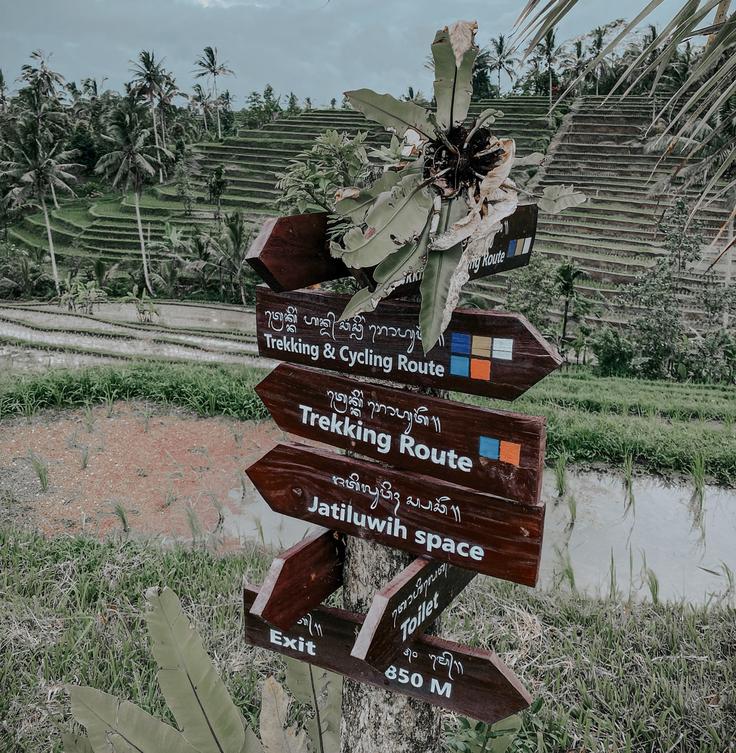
[226,469,736,606]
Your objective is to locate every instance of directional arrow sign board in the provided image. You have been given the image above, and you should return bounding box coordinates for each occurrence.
[246,443,545,587]
[256,363,546,505]
[352,558,476,671]
[244,585,532,724]
[246,204,537,294]
[256,287,561,401]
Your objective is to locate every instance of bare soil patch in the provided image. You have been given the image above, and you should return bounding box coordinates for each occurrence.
[0,401,285,544]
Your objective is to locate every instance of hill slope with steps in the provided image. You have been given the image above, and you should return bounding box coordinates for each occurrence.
[468,95,733,322]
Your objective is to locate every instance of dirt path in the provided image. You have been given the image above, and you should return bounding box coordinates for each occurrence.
[0,402,315,548]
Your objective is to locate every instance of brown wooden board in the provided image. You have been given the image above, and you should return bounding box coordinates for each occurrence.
[246,213,349,291]
[256,287,561,401]
[245,205,537,294]
[246,443,545,586]
[352,558,476,671]
[250,530,345,631]
[389,203,538,297]
[243,584,531,723]
[256,363,546,504]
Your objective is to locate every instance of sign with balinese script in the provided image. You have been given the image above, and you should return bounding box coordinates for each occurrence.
[244,585,532,724]
[246,443,545,586]
[250,530,345,631]
[352,558,476,671]
[256,363,546,504]
[256,287,560,401]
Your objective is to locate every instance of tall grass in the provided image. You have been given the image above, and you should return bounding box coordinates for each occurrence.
[28,452,49,492]
[4,528,733,753]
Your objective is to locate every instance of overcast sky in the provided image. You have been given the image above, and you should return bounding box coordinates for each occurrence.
[1,0,682,107]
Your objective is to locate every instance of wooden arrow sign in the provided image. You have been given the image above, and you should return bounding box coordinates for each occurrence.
[244,584,532,723]
[247,213,349,291]
[256,287,560,400]
[250,530,345,631]
[246,443,545,586]
[246,204,537,293]
[256,363,546,504]
[352,558,476,671]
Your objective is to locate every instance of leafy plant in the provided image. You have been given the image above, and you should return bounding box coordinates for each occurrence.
[445,713,521,753]
[328,21,585,352]
[63,587,338,753]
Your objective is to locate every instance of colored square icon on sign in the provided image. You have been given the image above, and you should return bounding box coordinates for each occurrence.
[479,436,500,460]
[470,358,491,381]
[472,335,491,357]
[450,355,470,377]
[451,332,471,355]
[492,338,514,360]
[499,440,521,465]
[507,238,517,257]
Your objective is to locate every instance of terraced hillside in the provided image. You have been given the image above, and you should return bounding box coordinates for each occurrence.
[9,96,561,270]
[469,96,734,324]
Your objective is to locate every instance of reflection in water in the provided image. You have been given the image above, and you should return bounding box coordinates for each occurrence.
[540,470,736,604]
[226,466,736,606]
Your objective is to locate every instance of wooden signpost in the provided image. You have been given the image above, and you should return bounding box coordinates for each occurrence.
[243,197,556,728]
[256,363,546,504]
[244,585,532,724]
[246,203,538,293]
[256,287,561,401]
[352,558,476,671]
[246,443,545,586]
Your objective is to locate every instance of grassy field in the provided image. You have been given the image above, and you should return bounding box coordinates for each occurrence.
[1,528,734,753]
[2,362,734,485]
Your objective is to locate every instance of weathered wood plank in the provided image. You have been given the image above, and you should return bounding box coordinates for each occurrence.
[246,443,545,586]
[256,363,546,504]
[256,287,561,400]
[250,529,345,631]
[243,584,532,723]
[352,558,476,671]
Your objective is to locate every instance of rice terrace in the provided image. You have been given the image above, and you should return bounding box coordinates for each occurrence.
[1,3,735,753]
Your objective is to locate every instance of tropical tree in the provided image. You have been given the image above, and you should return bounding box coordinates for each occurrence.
[488,34,519,92]
[95,102,170,295]
[555,259,588,345]
[0,69,7,112]
[211,211,254,304]
[129,50,166,182]
[191,83,212,135]
[207,165,228,218]
[0,137,78,294]
[193,46,233,139]
[19,50,65,99]
[537,28,565,105]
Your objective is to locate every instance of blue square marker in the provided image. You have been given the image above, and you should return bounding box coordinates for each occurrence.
[450,355,470,377]
[507,238,517,257]
[451,332,471,355]
[479,436,500,460]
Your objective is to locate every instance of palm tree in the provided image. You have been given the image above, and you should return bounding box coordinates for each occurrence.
[537,28,564,106]
[0,69,7,112]
[19,50,65,99]
[191,83,212,135]
[488,35,519,93]
[95,104,170,296]
[211,211,252,304]
[0,137,79,294]
[562,39,588,95]
[555,259,588,345]
[130,51,166,182]
[194,47,234,140]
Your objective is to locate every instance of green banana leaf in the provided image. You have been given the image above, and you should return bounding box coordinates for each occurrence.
[337,173,433,268]
[537,184,587,214]
[285,658,343,753]
[259,677,309,753]
[345,89,434,140]
[69,686,198,753]
[431,28,477,130]
[334,170,401,224]
[61,733,94,753]
[144,587,245,753]
[419,244,463,354]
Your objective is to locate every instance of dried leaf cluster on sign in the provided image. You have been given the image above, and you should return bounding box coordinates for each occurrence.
[330,20,585,353]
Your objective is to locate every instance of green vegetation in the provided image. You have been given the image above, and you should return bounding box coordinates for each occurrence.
[2,528,734,753]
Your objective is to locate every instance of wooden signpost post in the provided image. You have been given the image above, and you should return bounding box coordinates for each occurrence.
[242,201,557,736]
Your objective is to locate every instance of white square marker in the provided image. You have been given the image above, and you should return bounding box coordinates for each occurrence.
[492,338,514,360]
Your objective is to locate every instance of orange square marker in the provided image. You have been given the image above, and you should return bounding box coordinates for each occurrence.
[499,440,521,465]
[470,358,491,381]
[472,335,491,357]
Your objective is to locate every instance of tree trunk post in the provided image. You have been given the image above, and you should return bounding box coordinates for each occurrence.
[133,191,154,296]
[340,539,442,753]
